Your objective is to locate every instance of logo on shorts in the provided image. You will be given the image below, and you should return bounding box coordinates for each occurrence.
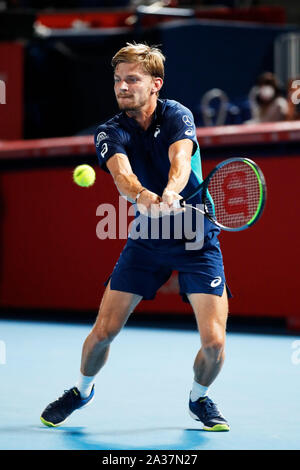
[210,276,222,288]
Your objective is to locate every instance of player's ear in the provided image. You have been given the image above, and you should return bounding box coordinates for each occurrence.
[151,77,163,94]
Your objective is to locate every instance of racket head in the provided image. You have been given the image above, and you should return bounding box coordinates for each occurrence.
[202,157,267,231]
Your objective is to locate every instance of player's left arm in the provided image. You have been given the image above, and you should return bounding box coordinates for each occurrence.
[162,139,193,207]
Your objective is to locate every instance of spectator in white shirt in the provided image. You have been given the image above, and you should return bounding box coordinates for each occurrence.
[247,72,288,124]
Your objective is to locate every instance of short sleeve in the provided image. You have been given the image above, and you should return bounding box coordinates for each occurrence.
[166,103,198,153]
[94,125,127,173]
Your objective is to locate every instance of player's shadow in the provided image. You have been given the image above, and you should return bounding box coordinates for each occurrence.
[0,424,212,450]
[51,425,210,450]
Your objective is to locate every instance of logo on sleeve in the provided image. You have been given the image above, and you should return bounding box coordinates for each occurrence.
[185,129,194,136]
[182,115,193,126]
[101,143,108,158]
[96,132,107,147]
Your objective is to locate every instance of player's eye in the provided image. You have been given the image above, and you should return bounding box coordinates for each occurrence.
[127,77,138,83]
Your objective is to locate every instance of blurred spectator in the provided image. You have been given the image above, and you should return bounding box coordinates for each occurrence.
[246,72,288,123]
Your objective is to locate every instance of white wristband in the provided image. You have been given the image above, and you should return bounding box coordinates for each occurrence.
[172,200,181,209]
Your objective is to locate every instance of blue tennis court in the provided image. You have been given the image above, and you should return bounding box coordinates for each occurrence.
[1,318,299,450]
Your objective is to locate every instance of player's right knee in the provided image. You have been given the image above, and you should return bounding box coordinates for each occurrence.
[91,322,122,345]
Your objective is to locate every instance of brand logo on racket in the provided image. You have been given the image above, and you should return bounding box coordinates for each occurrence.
[210,276,222,287]
[222,171,248,217]
[182,115,193,126]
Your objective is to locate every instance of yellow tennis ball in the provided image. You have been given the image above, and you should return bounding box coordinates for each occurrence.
[73,164,96,187]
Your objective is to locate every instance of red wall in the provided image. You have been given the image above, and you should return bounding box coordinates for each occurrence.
[0,154,299,329]
[0,124,300,329]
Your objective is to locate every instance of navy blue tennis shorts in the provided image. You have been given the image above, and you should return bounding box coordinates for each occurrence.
[105,228,232,303]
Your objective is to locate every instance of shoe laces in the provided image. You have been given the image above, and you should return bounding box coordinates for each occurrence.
[200,397,222,419]
[49,388,79,411]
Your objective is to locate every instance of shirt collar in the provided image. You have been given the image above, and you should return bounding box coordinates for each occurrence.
[120,99,164,132]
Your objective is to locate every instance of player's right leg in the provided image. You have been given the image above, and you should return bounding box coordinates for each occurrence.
[40,281,142,427]
[80,280,142,377]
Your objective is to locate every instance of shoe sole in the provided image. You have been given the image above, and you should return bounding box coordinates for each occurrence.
[40,395,95,428]
[189,410,230,432]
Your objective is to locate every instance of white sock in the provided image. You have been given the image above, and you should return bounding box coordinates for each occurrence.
[76,372,95,398]
[190,380,209,402]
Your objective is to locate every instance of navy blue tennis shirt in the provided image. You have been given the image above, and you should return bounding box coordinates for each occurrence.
[94,98,218,241]
[94,98,229,300]
[95,99,204,199]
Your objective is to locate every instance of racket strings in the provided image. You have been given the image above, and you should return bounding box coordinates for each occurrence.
[206,161,262,229]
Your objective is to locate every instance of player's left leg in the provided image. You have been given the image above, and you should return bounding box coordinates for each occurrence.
[188,286,228,386]
[187,287,230,431]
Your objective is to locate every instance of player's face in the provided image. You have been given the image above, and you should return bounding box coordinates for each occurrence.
[114,62,157,112]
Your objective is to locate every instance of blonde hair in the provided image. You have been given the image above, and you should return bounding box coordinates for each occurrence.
[111,42,165,80]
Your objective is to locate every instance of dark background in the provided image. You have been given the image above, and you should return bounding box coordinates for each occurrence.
[1,0,299,139]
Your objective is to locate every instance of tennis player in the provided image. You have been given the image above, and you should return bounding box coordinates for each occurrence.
[40,43,231,431]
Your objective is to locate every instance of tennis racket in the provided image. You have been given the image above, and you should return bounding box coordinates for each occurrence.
[173,157,266,232]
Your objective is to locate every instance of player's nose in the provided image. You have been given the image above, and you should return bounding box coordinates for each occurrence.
[119,80,129,91]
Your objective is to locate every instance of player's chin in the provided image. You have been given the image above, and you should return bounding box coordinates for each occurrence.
[117,98,133,109]
[119,105,139,112]
[118,99,145,112]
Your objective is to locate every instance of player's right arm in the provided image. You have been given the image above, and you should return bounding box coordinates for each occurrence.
[94,125,160,212]
[106,153,160,209]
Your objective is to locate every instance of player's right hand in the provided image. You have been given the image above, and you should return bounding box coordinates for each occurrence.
[136,189,162,218]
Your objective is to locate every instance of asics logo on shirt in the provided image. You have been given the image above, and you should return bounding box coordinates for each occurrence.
[101,143,108,158]
[154,125,161,138]
[210,276,222,287]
